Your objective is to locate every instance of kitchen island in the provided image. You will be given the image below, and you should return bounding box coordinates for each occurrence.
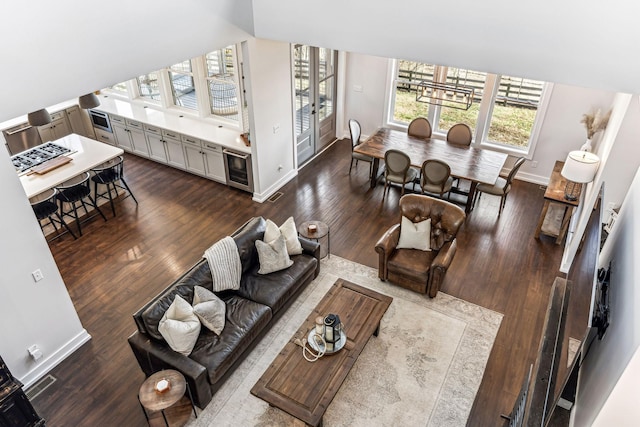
[19,134,123,199]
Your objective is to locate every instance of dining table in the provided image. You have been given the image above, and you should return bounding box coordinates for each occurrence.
[354,127,508,213]
[19,133,124,199]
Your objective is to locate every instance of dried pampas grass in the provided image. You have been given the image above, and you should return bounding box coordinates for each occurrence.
[581,108,611,139]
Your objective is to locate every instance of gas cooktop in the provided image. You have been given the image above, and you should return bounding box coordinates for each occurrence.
[11,142,72,173]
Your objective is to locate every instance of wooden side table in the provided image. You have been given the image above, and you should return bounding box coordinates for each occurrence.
[138,369,197,426]
[535,160,580,244]
[298,220,330,259]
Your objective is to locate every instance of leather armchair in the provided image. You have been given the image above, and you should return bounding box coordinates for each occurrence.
[375,194,466,297]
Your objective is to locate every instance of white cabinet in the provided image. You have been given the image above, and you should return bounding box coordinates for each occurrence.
[112,116,147,156]
[38,111,71,142]
[65,105,90,137]
[94,128,116,145]
[183,137,207,176]
[145,126,186,169]
[163,131,186,169]
[201,141,226,182]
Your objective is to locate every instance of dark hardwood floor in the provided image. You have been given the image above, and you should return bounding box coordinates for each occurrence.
[31,139,582,426]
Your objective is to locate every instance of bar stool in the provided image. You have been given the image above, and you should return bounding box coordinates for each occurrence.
[30,188,77,241]
[91,155,138,217]
[55,172,107,236]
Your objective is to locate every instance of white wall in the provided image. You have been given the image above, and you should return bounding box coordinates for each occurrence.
[573,167,640,426]
[242,38,297,202]
[0,0,253,122]
[253,0,640,95]
[0,136,89,385]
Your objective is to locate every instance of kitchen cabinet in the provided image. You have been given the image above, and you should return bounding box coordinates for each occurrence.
[65,105,90,138]
[145,126,186,169]
[183,137,225,183]
[111,116,147,156]
[94,128,116,146]
[38,111,71,142]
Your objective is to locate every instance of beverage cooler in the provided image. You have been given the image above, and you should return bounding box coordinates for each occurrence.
[223,149,253,192]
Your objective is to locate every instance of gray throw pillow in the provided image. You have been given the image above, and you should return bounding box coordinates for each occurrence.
[255,234,293,274]
[192,286,226,335]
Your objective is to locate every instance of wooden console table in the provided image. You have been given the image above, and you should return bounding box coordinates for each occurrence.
[535,160,580,244]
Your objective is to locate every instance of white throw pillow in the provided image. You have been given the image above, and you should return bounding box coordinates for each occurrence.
[396,216,431,251]
[264,217,303,255]
[255,234,294,274]
[192,286,226,335]
[158,295,202,355]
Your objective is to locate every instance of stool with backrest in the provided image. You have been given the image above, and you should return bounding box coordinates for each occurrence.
[55,172,107,236]
[407,117,432,139]
[30,188,77,241]
[383,149,418,201]
[348,119,374,176]
[420,159,454,199]
[472,156,526,217]
[91,155,138,216]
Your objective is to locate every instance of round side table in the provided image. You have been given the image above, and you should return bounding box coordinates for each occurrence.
[138,369,197,426]
[298,220,330,259]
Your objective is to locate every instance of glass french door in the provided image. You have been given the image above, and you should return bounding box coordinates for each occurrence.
[294,45,337,166]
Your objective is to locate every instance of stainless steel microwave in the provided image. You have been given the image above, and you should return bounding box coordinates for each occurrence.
[89,109,112,133]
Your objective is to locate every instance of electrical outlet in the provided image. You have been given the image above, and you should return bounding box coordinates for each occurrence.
[32,269,44,282]
[531,161,538,168]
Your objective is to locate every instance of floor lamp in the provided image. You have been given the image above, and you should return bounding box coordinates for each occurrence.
[560,151,600,201]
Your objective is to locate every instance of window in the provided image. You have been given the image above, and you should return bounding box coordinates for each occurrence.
[137,72,161,102]
[205,48,239,121]
[390,60,549,155]
[318,48,335,120]
[105,45,244,129]
[169,60,197,110]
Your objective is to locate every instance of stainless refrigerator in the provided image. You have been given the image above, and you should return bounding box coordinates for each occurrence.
[3,124,42,155]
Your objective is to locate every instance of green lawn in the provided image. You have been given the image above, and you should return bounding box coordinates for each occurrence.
[393,91,536,148]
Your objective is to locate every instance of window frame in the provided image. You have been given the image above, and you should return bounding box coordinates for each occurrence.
[101,45,244,131]
[386,59,553,159]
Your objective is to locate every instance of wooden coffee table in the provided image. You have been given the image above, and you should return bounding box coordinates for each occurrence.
[251,278,392,426]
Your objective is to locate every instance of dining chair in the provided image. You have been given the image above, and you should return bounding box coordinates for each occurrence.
[91,155,138,216]
[407,117,432,139]
[420,159,454,199]
[30,188,77,241]
[383,149,418,201]
[446,123,473,190]
[348,119,374,175]
[472,156,525,217]
[446,124,472,147]
[55,172,108,236]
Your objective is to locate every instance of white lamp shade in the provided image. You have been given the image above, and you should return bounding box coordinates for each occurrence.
[79,93,100,109]
[561,151,600,183]
[27,109,52,126]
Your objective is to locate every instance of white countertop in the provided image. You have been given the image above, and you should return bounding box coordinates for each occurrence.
[94,95,251,154]
[20,134,124,199]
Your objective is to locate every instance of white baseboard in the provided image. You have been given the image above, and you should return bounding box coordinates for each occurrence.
[19,329,92,388]
[514,170,550,186]
[252,169,298,203]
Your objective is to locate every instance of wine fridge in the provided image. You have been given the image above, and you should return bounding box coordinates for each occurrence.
[223,149,253,192]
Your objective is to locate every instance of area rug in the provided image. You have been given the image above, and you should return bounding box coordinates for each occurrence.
[187,256,502,427]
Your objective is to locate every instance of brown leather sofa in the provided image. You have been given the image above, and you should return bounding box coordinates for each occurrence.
[128,217,320,408]
[375,194,466,297]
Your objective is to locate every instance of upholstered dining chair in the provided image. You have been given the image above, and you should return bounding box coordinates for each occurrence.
[420,159,454,199]
[375,194,466,297]
[407,117,432,139]
[382,150,418,201]
[348,119,374,175]
[472,156,526,217]
[446,123,472,147]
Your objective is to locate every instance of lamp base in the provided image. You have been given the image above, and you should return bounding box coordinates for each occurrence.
[564,193,578,202]
[564,181,579,201]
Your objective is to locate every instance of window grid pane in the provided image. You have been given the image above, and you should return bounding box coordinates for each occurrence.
[393,61,434,122]
[437,67,486,134]
[206,47,238,121]
[137,73,161,101]
[488,75,544,148]
[170,71,197,110]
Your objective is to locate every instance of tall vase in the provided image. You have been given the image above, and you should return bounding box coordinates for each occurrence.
[580,138,593,152]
